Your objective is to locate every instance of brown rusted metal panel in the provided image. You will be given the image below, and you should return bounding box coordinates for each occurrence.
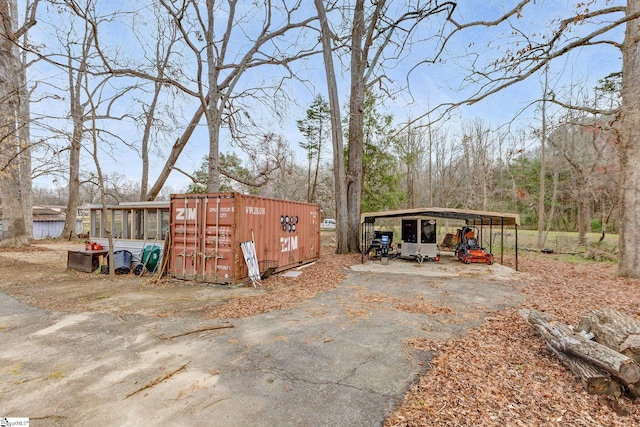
[169,193,321,284]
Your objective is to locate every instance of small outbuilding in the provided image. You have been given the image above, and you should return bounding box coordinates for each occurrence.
[0,206,83,240]
[87,200,170,264]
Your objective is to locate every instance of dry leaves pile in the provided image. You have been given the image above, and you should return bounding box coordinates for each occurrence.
[206,249,360,319]
[386,255,640,426]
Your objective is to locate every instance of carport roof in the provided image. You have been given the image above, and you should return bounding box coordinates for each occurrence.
[361,207,521,227]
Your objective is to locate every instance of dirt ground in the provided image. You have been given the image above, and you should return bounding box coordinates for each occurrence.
[0,240,523,426]
[4,240,639,426]
[0,242,274,318]
[0,241,509,319]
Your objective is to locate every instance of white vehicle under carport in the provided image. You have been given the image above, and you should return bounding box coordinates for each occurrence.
[397,217,440,263]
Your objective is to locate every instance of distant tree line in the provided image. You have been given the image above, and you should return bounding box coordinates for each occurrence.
[4,1,640,277]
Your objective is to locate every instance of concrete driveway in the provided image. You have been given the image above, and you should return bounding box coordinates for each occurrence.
[1,258,523,426]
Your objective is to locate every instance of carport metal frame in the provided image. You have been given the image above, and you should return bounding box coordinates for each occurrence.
[360,207,521,271]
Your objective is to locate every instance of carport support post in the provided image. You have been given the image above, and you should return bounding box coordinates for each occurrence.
[515,224,519,271]
[500,218,504,265]
[361,219,373,264]
[361,221,365,264]
[489,218,493,254]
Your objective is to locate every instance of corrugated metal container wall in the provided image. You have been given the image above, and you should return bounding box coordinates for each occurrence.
[169,193,321,284]
[33,221,64,239]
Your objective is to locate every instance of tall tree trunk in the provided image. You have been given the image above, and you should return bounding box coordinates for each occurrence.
[63,112,82,239]
[62,22,93,240]
[428,126,433,206]
[314,0,348,253]
[543,169,559,245]
[89,112,115,277]
[577,180,590,244]
[346,0,366,253]
[618,0,640,277]
[140,15,175,201]
[306,152,312,202]
[139,81,161,200]
[205,103,222,193]
[311,123,322,203]
[18,5,32,240]
[0,0,29,247]
[205,0,221,193]
[145,104,204,200]
[537,71,548,250]
[62,59,83,240]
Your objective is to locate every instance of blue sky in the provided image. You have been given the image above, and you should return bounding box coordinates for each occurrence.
[24,0,626,193]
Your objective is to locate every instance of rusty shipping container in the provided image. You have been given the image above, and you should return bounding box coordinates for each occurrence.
[168,193,321,284]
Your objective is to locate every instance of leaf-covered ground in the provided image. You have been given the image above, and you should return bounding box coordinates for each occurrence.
[205,250,361,319]
[3,243,638,424]
[386,255,640,426]
[200,249,640,425]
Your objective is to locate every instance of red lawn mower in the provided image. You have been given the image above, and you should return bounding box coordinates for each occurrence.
[454,226,495,265]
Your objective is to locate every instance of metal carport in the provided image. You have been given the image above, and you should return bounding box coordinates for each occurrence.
[360,207,521,270]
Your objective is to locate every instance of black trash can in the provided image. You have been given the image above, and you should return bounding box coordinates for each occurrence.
[113,250,133,274]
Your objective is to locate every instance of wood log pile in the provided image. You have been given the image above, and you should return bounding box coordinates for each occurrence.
[521,307,640,398]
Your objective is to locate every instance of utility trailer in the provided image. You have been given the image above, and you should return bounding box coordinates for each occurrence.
[397,217,439,263]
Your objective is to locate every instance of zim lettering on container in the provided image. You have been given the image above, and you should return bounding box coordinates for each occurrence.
[175,207,197,221]
[281,236,299,253]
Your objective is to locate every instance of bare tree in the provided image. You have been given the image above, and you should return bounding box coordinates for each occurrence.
[328,0,456,251]
[459,120,496,211]
[17,0,37,240]
[133,4,180,201]
[536,66,551,249]
[548,108,616,243]
[21,1,144,239]
[231,132,298,192]
[156,0,318,193]
[395,124,428,209]
[61,1,318,201]
[0,0,38,247]
[430,127,463,208]
[59,1,95,240]
[314,0,348,253]
[86,94,116,276]
[393,1,640,276]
